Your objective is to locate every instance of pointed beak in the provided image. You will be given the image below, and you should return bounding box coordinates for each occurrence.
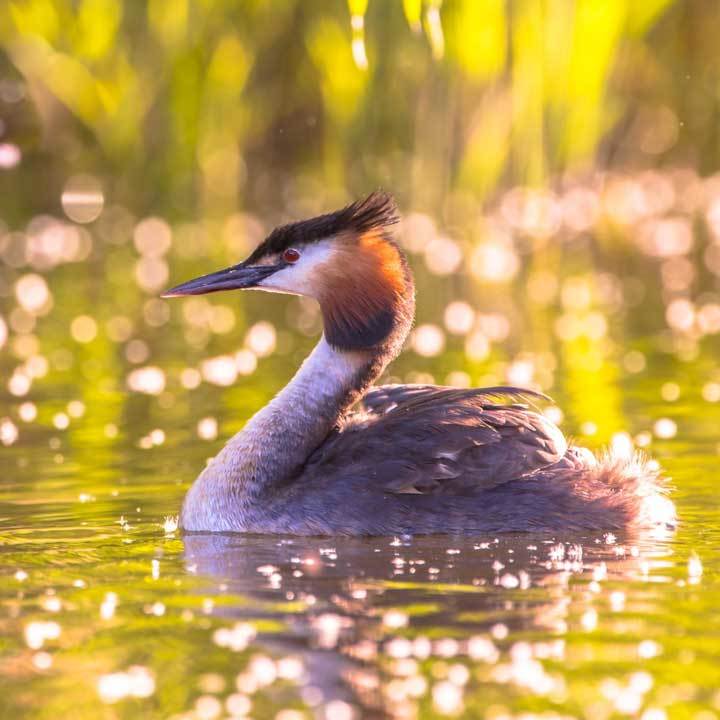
[161,262,281,298]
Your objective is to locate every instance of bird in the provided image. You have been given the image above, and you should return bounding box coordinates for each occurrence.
[163,191,676,536]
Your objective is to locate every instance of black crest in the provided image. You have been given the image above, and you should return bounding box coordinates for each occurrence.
[246,191,399,264]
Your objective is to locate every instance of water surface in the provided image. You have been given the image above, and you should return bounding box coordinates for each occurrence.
[1,345,719,719]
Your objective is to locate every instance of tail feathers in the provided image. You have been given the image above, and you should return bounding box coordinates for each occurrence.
[564,445,677,530]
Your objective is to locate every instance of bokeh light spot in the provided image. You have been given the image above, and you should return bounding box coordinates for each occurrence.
[61,175,104,224]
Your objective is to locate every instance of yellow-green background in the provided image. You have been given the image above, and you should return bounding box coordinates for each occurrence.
[1,2,719,719]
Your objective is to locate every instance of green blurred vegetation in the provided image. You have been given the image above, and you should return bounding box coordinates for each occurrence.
[3,0,720,222]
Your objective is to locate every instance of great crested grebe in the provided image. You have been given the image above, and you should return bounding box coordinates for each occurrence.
[163,192,676,535]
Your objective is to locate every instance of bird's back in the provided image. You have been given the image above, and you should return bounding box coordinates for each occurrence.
[304,384,567,495]
[250,384,675,536]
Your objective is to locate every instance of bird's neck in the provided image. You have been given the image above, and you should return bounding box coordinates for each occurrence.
[235,335,379,476]
[180,336,393,531]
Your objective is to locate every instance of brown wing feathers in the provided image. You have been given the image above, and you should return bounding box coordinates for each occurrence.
[305,385,565,496]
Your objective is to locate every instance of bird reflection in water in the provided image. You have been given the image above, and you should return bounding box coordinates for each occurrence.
[183,527,674,718]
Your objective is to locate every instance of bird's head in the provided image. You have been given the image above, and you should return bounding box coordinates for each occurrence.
[163,191,414,351]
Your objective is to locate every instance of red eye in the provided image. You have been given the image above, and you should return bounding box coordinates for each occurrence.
[283,248,301,263]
